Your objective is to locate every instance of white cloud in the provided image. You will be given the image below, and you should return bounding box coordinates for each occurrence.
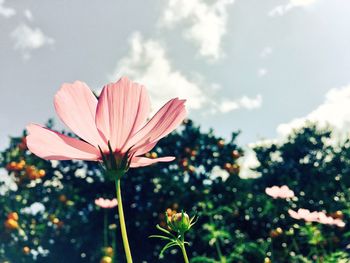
[24,9,33,21]
[111,32,207,111]
[290,0,317,6]
[238,149,261,179]
[248,138,278,149]
[277,84,350,136]
[160,0,234,60]
[0,169,17,195]
[268,0,317,17]
[210,166,230,181]
[218,94,262,113]
[111,32,262,115]
[258,68,268,77]
[268,4,293,17]
[260,47,273,59]
[243,83,350,178]
[240,138,281,178]
[239,94,263,109]
[218,100,239,113]
[0,0,15,18]
[11,23,54,60]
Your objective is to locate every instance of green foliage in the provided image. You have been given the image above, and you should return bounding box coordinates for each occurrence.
[0,120,349,262]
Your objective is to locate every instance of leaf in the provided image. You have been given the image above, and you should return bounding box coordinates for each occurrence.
[156,224,177,239]
[149,235,173,241]
[160,241,179,257]
[191,256,216,263]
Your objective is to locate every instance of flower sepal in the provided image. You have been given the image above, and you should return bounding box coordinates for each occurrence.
[150,210,196,261]
[98,142,134,181]
[166,210,197,234]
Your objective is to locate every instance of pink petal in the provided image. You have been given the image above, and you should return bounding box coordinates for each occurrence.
[125,98,186,152]
[130,156,175,168]
[95,198,104,207]
[288,209,300,220]
[54,81,107,150]
[265,186,279,198]
[307,212,320,222]
[133,142,158,157]
[108,198,118,208]
[26,124,100,161]
[95,77,151,152]
[333,219,345,227]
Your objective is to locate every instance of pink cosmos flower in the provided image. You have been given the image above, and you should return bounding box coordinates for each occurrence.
[265,185,295,199]
[317,212,334,224]
[288,208,318,222]
[26,77,186,168]
[95,198,118,209]
[333,218,346,228]
[288,209,346,227]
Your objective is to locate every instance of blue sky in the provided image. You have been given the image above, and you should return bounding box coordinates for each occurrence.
[1,0,350,151]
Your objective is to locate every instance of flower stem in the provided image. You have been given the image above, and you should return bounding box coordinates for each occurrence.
[205,205,226,263]
[180,236,189,263]
[115,178,133,263]
[209,215,225,262]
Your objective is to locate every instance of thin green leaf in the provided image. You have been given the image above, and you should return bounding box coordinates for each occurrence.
[160,241,179,257]
[149,235,174,241]
[156,224,176,239]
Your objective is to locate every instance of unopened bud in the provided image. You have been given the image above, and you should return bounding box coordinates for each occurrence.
[169,212,190,233]
[100,256,112,263]
[7,212,19,221]
[23,246,31,255]
[103,246,113,257]
[5,219,19,230]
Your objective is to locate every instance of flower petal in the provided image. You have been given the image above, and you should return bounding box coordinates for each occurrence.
[132,142,157,157]
[95,77,151,151]
[130,156,175,168]
[288,209,300,220]
[125,98,186,151]
[54,81,107,150]
[26,124,100,161]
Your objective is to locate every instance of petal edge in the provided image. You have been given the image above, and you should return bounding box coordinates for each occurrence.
[26,124,100,161]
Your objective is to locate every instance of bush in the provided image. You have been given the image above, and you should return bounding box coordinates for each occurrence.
[0,120,349,262]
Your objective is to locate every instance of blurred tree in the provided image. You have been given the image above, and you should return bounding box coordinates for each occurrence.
[0,121,349,263]
[252,123,349,261]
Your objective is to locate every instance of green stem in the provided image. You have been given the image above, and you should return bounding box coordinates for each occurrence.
[205,206,225,263]
[292,238,300,255]
[104,210,108,247]
[180,235,189,263]
[115,178,133,263]
[210,217,225,262]
[215,241,225,263]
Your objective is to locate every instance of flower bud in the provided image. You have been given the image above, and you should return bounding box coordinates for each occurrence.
[103,246,113,257]
[7,212,19,221]
[23,246,31,255]
[100,256,112,263]
[5,219,19,230]
[169,212,190,233]
[108,224,117,230]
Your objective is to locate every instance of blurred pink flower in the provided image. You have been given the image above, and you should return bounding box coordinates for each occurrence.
[317,212,334,224]
[265,185,295,199]
[288,209,346,227]
[95,198,118,209]
[333,218,346,228]
[26,77,186,168]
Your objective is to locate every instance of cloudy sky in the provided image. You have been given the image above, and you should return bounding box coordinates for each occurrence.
[1,0,350,150]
